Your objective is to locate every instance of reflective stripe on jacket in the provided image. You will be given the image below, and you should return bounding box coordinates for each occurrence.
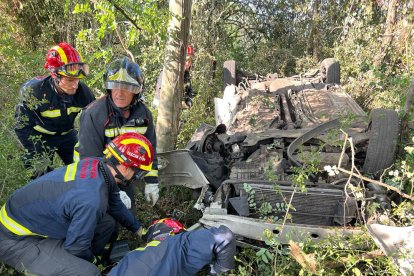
[109,227,234,276]
[0,158,140,262]
[77,96,158,179]
[14,76,95,142]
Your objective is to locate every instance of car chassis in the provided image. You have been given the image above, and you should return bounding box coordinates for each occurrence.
[158,59,401,248]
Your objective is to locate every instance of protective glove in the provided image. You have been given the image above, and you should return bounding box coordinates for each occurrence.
[119,190,131,209]
[145,183,159,206]
[212,225,236,273]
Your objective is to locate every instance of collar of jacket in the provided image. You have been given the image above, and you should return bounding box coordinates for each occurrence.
[99,160,118,192]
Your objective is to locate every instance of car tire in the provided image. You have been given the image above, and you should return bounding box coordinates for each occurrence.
[320,58,340,84]
[190,151,227,190]
[223,60,237,87]
[363,108,399,174]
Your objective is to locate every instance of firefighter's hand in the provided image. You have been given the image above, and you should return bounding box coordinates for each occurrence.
[145,183,159,206]
[119,191,131,209]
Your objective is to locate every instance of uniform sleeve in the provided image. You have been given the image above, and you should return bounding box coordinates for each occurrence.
[14,85,40,148]
[64,202,101,262]
[107,187,140,232]
[78,107,107,159]
[180,226,235,274]
[143,108,159,183]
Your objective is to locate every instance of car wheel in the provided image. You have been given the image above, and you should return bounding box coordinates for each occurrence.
[223,60,236,87]
[320,58,340,84]
[363,108,399,174]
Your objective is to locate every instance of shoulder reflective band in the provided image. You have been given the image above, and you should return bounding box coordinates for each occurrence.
[134,240,161,251]
[64,162,78,182]
[0,205,45,237]
[73,141,80,162]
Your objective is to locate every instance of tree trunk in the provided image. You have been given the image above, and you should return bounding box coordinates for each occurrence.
[373,0,398,67]
[308,0,319,61]
[156,0,192,152]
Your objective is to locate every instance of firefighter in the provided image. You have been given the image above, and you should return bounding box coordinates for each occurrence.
[109,219,236,276]
[14,42,95,172]
[77,57,159,209]
[153,44,196,108]
[0,133,154,276]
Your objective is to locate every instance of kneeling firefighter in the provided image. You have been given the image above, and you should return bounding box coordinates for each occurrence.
[0,133,153,276]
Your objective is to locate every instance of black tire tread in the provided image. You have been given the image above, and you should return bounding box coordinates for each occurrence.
[320,58,340,84]
[363,109,399,174]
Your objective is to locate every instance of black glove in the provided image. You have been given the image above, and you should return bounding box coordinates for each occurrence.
[211,225,236,273]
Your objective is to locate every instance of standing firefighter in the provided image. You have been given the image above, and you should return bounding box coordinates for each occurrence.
[77,57,159,209]
[14,42,95,172]
[153,44,196,108]
[0,133,153,276]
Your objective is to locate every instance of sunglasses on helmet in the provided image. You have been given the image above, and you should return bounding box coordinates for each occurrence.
[56,63,90,78]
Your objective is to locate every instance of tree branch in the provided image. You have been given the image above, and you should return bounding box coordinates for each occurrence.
[107,0,142,31]
[338,167,414,201]
[114,25,134,62]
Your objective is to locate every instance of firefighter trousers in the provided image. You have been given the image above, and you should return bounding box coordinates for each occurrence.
[0,213,117,276]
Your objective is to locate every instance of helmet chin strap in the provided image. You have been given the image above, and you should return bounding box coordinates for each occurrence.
[51,74,70,96]
[105,158,133,187]
[51,74,62,93]
[113,166,133,187]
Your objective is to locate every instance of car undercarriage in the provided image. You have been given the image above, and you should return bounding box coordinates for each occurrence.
[158,58,401,247]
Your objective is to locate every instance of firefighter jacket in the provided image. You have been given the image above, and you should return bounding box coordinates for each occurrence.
[0,158,140,262]
[77,95,158,182]
[109,226,236,276]
[14,76,95,140]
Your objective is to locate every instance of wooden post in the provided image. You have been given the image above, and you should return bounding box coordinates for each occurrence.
[156,0,192,152]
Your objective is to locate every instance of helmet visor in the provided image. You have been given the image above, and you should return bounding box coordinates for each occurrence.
[57,63,89,78]
[105,67,143,95]
[106,81,143,94]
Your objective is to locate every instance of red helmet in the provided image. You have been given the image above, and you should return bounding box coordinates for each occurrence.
[186,45,195,56]
[185,45,195,71]
[143,218,186,242]
[104,133,154,172]
[44,42,89,79]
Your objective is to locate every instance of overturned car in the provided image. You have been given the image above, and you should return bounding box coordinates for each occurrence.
[158,59,400,246]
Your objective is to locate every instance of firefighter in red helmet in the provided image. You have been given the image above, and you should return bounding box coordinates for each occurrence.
[0,133,153,276]
[14,42,95,176]
[153,44,196,108]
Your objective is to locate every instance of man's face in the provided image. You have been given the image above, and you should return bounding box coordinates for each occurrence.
[115,166,145,186]
[123,167,136,181]
[111,88,135,108]
[57,76,80,95]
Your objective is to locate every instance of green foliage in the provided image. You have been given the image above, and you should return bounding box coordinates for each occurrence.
[233,228,400,275]
[1,0,414,275]
[243,183,257,210]
[291,149,320,192]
